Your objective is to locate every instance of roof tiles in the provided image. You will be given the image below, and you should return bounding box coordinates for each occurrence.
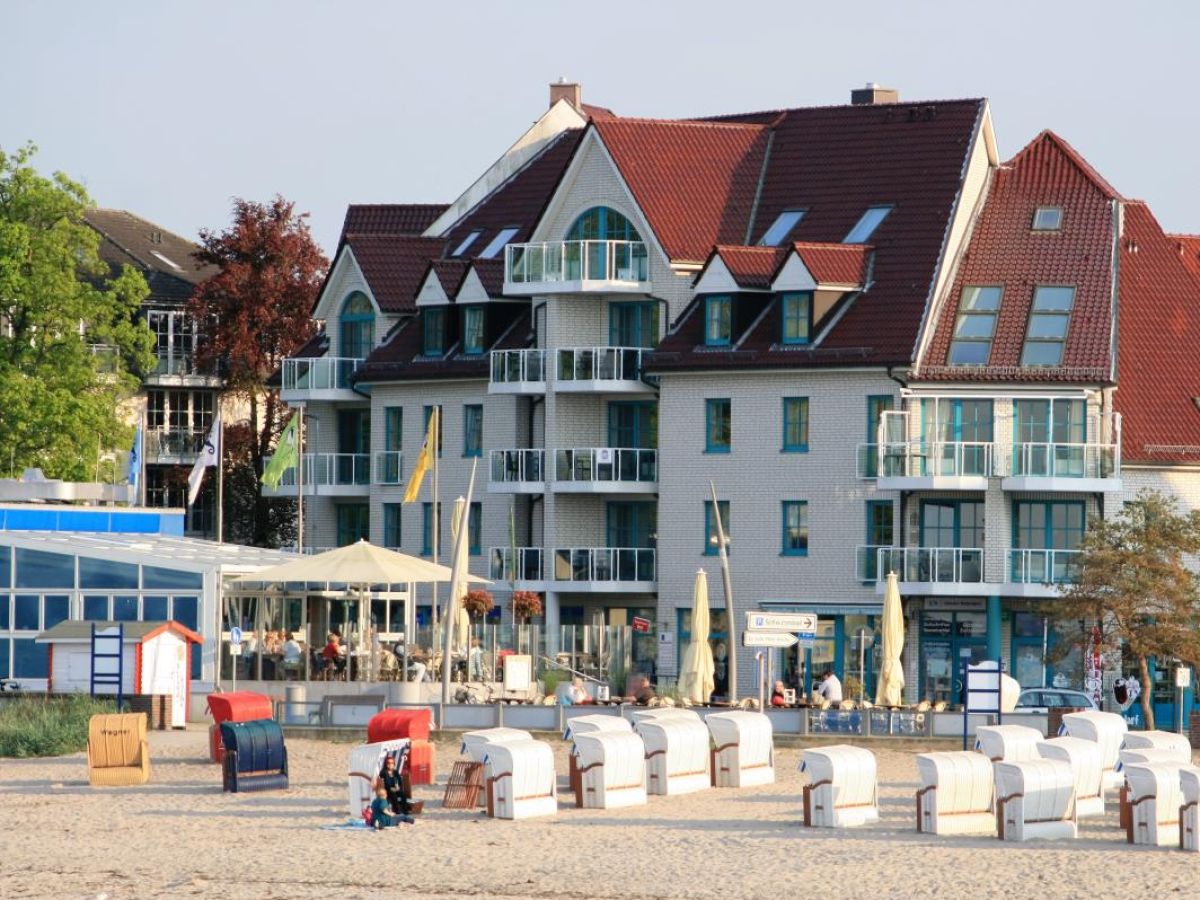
[345,235,445,313]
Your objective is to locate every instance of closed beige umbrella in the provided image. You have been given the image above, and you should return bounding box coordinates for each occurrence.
[450,497,471,654]
[679,569,716,704]
[875,571,906,707]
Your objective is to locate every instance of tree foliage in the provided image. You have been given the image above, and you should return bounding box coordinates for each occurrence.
[188,196,326,546]
[1045,490,1200,729]
[0,143,153,479]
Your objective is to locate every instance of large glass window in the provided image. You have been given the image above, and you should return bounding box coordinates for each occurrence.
[385,407,403,452]
[143,596,169,621]
[568,206,640,242]
[704,296,732,346]
[782,397,809,452]
[463,404,483,458]
[948,286,1001,366]
[143,566,203,590]
[704,500,731,556]
[921,398,994,476]
[864,395,894,478]
[863,500,895,581]
[479,227,519,260]
[705,399,731,453]
[462,307,485,354]
[0,546,10,588]
[422,308,446,356]
[1013,398,1087,476]
[781,501,809,556]
[79,557,138,590]
[83,596,109,620]
[422,502,442,557]
[844,206,892,243]
[14,595,39,630]
[336,504,370,547]
[1021,286,1075,367]
[14,548,74,589]
[0,639,9,679]
[610,302,659,348]
[759,209,806,246]
[13,640,48,678]
[43,595,69,629]
[339,292,375,359]
[113,595,139,621]
[469,502,482,556]
[781,292,812,345]
[1013,500,1085,583]
[921,501,985,548]
[172,596,199,631]
[383,504,402,549]
[0,596,7,629]
[567,207,645,281]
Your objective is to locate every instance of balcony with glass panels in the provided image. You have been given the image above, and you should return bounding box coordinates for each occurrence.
[1003,549,1081,598]
[552,448,657,494]
[1002,413,1122,492]
[259,452,371,497]
[869,546,986,596]
[489,547,545,587]
[872,441,994,491]
[488,349,546,395]
[503,240,649,294]
[550,547,656,593]
[145,428,204,464]
[488,449,546,494]
[373,451,404,486]
[280,357,364,402]
[554,347,653,394]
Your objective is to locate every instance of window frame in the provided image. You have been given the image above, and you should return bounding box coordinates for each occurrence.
[781,396,809,453]
[844,205,893,243]
[780,292,812,345]
[469,501,482,556]
[704,398,731,453]
[338,292,375,360]
[1032,206,1063,231]
[780,500,809,557]
[1021,285,1075,368]
[479,227,520,260]
[422,307,446,356]
[463,404,483,458]
[421,501,443,557]
[947,285,1002,367]
[451,230,482,257]
[461,306,486,355]
[704,295,732,347]
[704,499,730,557]
[383,503,402,549]
[758,209,806,246]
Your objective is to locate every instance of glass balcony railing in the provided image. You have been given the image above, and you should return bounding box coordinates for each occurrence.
[489,547,544,583]
[145,428,205,460]
[153,350,198,376]
[1009,443,1119,479]
[373,451,403,485]
[489,449,545,486]
[875,546,984,584]
[877,441,994,479]
[553,448,657,485]
[489,349,546,386]
[88,343,120,374]
[556,347,645,384]
[267,452,370,488]
[1007,549,1080,585]
[281,357,363,393]
[505,240,648,286]
[552,547,656,584]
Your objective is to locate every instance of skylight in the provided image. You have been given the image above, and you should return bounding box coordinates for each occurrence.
[479,227,520,259]
[149,250,183,271]
[948,285,1002,366]
[758,210,805,246]
[844,206,892,243]
[1032,206,1063,231]
[451,230,482,257]
[1021,285,1075,367]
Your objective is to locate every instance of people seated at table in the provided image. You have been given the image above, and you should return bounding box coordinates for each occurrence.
[771,680,788,707]
[633,674,656,706]
[565,677,592,705]
[321,633,346,679]
[281,632,302,679]
[815,670,843,705]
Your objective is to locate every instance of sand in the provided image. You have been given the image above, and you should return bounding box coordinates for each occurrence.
[0,728,1194,900]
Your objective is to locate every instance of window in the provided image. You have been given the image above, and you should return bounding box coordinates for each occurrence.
[113,595,138,621]
[568,206,640,242]
[173,596,199,632]
[0,546,9,588]
[383,504,402,549]
[610,302,659,348]
[142,596,169,621]
[143,566,202,590]
[422,502,443,556]
[335,504,369,547]
[0,597,7,629]
[1013,399,1086,476]
[423,405,443,455]
[479,227,520,260]
[385,407,402,452]
[781,292,811,345]
[462,307,485,355]
[14,595,39,630]
[782,397,809,452]
[13,640,48,678]
[704,296,732,346]
[452,229,482,257]
[339,292,375,359]
[1021,286,1075,367]
[781,501,809,555]
[948,286,1001,366]
[14,549,73,589]
[1014,500,1085,583]
[864,500,895,581]
[463,404,483,457]
[705,398,731,453]
[567,207,646,280]
[704,500,730,556]
[864,395,894,477]
[79,558,138,590]
[759,209,805,246]
[1032,206,1063,231]
[921,501,985,548]
[422,308,446,356]
[83,596,109,620]
[469,502,482,555]
[844,206,892,243]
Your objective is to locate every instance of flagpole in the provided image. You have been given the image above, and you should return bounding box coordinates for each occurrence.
[139,407,147,507]
[431,406,440,632]
[297,406,305,554]
[216,403,224,544]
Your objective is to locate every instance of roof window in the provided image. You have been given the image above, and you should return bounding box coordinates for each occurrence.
[758,210,806,246]
[149,250,183,271]
[451,230,482,257]
[1021,285,1075,367]
[844,206,892,243]
[947,285,1001,366]
[479,227,520,259]
[1032,207,1063,231]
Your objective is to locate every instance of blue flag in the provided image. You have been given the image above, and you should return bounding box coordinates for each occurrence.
[127,427,142,489]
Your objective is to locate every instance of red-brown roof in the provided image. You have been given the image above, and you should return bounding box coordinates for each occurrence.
[356,308,531,383]
[711,245,787,290]
[345,235,445,313]
[918,131,1119,383]
[1168,233,1200,285]
[427,259,472,300]
[340,204,448,242]
[1114,202,1200,464]
[793,242,871,286]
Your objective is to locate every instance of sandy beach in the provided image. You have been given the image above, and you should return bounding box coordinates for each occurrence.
[1,729,1195,900]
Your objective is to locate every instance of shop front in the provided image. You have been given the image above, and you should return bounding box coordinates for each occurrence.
[757,604,882,701]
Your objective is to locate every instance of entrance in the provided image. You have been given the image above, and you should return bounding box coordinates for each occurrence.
[920,610,987,704]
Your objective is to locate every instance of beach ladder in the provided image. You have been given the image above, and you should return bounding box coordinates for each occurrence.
[90,623,125,710]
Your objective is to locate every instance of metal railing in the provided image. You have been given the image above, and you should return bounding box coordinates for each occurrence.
[875,546,985,584]
[281,357,363,392]
[855,545,890,582]
[877,441,994,478]
[552,547,656,584]
[268,452,371,487]
[489,546,545,582]
[555,346,645,383]
[373,451,404,485]
[489,449,545,485]
[489,348,546,385]
[553,448,657,485]
[145,428,205,459]
[1007,549,1080,585]
[1009,442,1119,479]
[505,239,648,285]
[153,350,197,376]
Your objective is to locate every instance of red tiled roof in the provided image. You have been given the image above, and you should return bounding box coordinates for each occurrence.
[918,130,1118,383]
[1114,203,1200,464]
[1167,233,1200,285]
[469,259,505,297]
[356,308,531,383]
[793,242,871,287]
[710,245,787,289]
[340,204,448,242]
[594,118,769,262]
[428,259,471,300]
[345,235,445,313]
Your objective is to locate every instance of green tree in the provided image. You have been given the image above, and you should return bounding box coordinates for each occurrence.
[0,143,153,479]
[1045,490,1200,729]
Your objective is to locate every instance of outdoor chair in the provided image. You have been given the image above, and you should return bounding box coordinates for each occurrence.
[1123,762,1189,846]
[800,745,878,828]
[1180,767,1200,851]
[634,712,710,796]
[1037,736,1105,818]
[1122,730,1192,763]
[994,758,1077,841]
[1058,710,1127,793]
[915,751,995,836]
[572,731,647,809]
[482,739,557,820]
[87,713,150,787]
[975,724,1044,763]
[706,710,775,788]
[220,719,288,792]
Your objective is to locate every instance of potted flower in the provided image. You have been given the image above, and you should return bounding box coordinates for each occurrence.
[509,590,543,623]
[462,589,495,621]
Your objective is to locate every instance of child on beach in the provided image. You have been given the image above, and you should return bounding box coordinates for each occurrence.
[369,786,414,829]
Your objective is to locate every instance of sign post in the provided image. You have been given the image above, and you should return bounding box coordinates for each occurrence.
[229,626,243,692]
[1176,666,1192,735]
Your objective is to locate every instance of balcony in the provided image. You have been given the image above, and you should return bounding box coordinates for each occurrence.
[281,357,364,402]
[144,349,220,386]
[373,451,404,486]
[145,428,204,464]
[489,349,546,395]
[489,547,545,585]
[551,547,656,593]
[88,343,120,375]
[873,441,993,491]
[554,347,653,394]
[552,448,657,494]
[488,449,546,494]
[504,240,649,295]
[1003,442,1121,492]
[869,546,985,596]
[1005,549,1080,598]
[260,452,371,497]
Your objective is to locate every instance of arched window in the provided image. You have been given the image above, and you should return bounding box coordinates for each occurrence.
[339,292,375,359]
[566,207,646,281]
[567,206,642,243]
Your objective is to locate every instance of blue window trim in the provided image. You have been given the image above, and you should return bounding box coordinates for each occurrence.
[469,502,482,556]
[339,292,375,360]
[567,206,641,242]
[384,407,402,453]
[919,499,985,548]
[704,295,732,347]
[704,398,731,453]
[422,307,446,356]
[383,504,402,549]
[780,292,812,345]
[1010,499,1086,548]
[781,396,809,453]
[421,502,442,557]
[1011,398,1087,444]
[609,301,658,348]
[463,404,483,458]
[461,307,486,355]
[780,500,809,556]
[704,500,729,556]
[864,499,894,583]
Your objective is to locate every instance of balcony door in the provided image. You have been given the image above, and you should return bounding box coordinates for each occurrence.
[609,302,659,348]
[1013,399,1086,476]
[921,398,993,475]
[919,501,984,582]
[608,401,657,449]
[336,408,371,485]
[1012,500,1085,583]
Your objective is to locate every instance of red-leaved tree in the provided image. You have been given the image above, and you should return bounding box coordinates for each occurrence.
[189,197,327,546]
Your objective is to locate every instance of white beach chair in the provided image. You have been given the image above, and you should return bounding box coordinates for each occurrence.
[628,707,700,725]
[459,727,533,762]
[1180,768,1200,851]
[1122,730,1192,763]
[571,731,647,810]
[562,713,632,741]
[1117,748,1190,829]
[800,745,879,828]
[1123,762,1187,846]
[1059,710,1128,793]
[634,714,710,796]
[915,751,995,836]
[975,724,1044,762]
[346,739,409,818]
[482,739,557,820]
[1037,736,1105,818]
[993,759,1077,841]
[706,711,775,788]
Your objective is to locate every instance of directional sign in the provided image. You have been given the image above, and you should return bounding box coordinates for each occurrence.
[745,611,817,633]
[743,632,799,649]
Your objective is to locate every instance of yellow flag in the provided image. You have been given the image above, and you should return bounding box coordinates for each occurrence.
[403,407,437,502]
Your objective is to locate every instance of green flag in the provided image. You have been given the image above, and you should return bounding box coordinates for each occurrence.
[261,414,300,488]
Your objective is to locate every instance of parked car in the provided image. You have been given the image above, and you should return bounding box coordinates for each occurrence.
[1015,688,1099,713]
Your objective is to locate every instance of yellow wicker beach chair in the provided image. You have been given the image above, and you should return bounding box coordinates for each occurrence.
[87,713,150,787]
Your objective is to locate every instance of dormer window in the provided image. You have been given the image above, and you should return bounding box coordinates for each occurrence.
[780,292,812,345]
[479,227,520,260]
[758,210,806,246]
[462,307,485,355]
[704,295,732,346]
[451,230,482,257]
[1032,206,1063,231]
[422,307,446,356]
[339,292,375,360]
[844,206,892,243]
[948,285,1001,366]
[1021,285,1074,367]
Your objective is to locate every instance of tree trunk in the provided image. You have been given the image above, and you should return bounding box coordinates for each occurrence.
[1138,654,1155,730]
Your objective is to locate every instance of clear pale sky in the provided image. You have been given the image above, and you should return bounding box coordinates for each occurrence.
[4,1,1197,254]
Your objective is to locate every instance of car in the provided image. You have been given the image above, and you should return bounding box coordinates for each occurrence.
[1015,688,1099,713]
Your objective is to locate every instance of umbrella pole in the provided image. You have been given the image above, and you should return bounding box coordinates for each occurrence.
[442,460,476,703]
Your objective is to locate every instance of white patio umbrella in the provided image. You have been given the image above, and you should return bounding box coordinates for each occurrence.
[679,568,716,704]
[231,540,489,587]
[875,570,906,707]
[450,497,472,654]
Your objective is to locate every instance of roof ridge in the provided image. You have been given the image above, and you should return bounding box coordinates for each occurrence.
[700,96,986,122]
[596,116,766,132]
[1006,130,1123,200]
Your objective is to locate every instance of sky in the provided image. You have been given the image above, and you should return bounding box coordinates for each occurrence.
[4,1,1198,255]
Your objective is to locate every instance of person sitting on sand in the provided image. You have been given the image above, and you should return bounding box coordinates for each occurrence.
[770,680,788,707]
[373,753,412,816]
[369,785,413,829]
[633,674,656,706]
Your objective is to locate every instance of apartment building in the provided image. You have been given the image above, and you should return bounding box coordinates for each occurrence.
[271,82,1200,701]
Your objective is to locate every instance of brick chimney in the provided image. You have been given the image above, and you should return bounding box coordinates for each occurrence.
[550,77,582,111]
[851,83,899,105]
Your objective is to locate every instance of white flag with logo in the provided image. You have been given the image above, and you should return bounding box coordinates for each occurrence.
[187,414,222,506]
